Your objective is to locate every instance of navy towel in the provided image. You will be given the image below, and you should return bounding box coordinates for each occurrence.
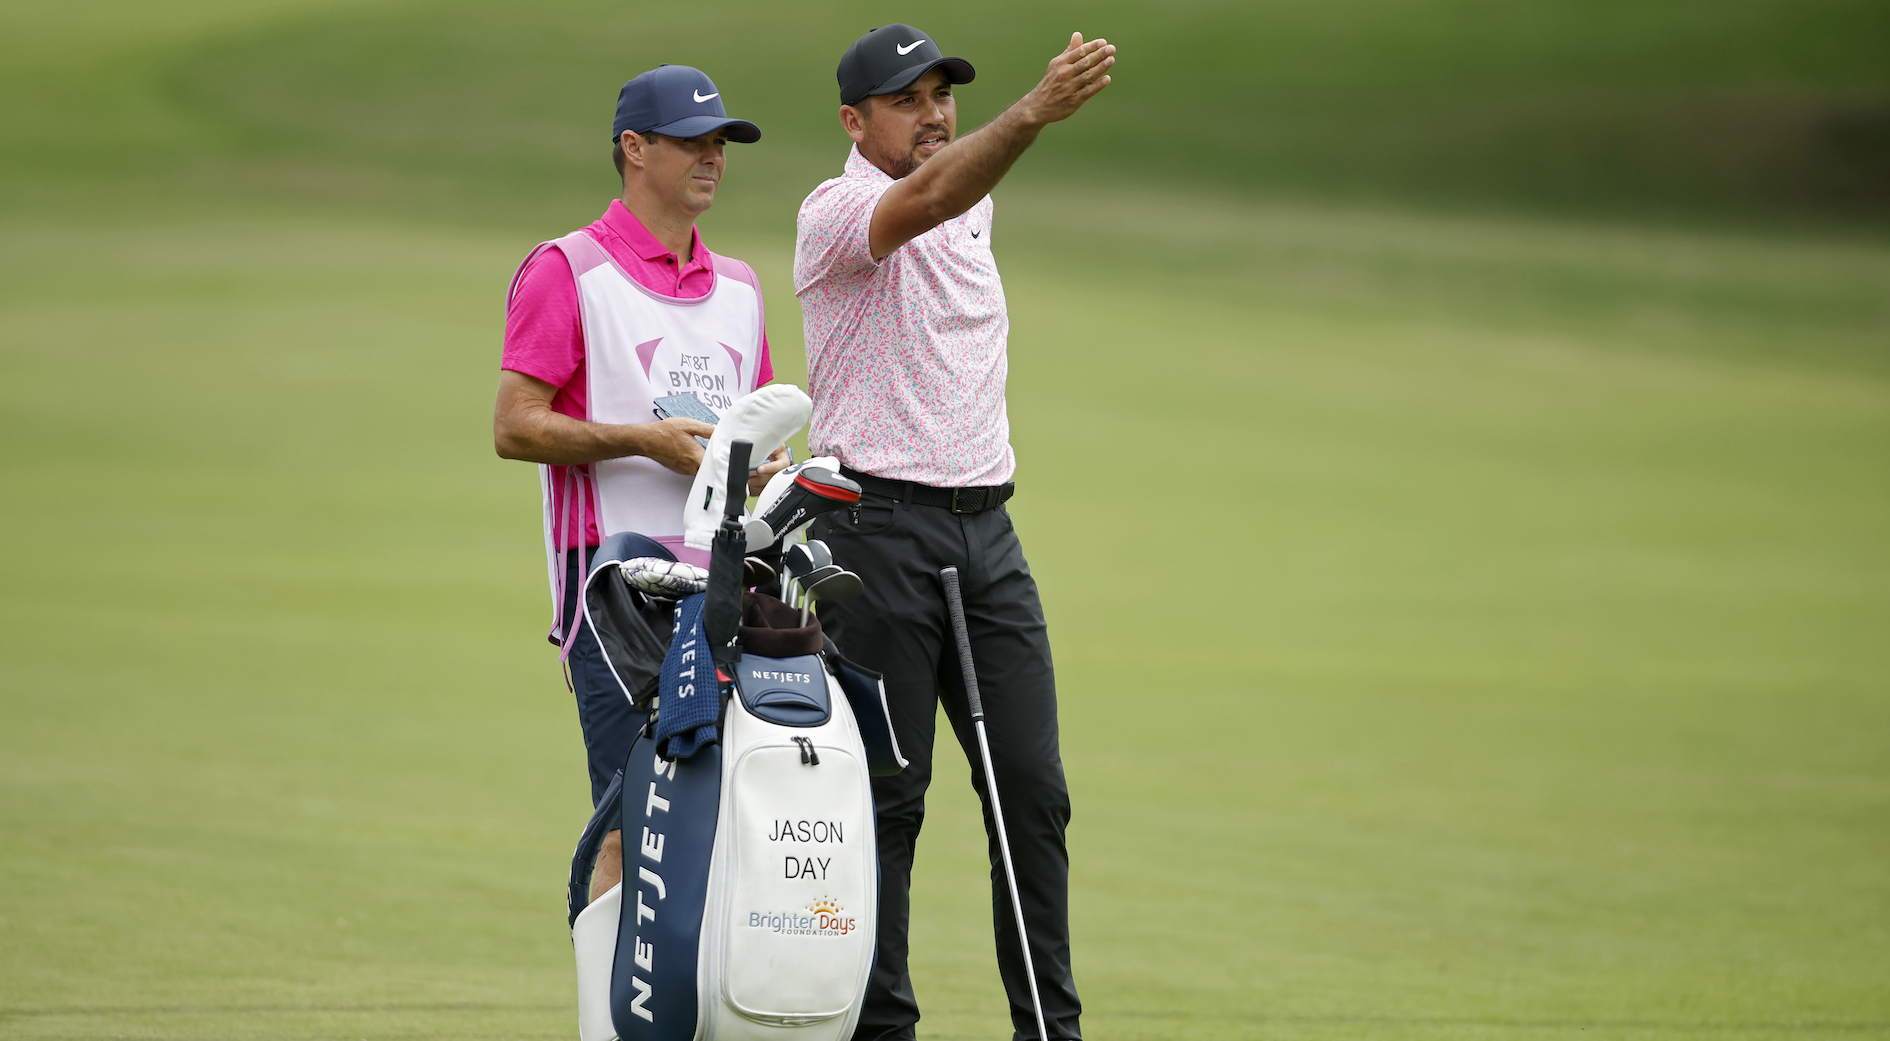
[655,593,721,759]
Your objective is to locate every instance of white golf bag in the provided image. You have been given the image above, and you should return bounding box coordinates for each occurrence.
[567,535,906,1041]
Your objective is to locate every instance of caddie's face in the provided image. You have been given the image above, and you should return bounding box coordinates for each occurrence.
[645,130,729,215]
[846,68,956,179]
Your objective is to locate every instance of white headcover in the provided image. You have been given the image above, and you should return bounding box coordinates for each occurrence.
[683,383,813,551]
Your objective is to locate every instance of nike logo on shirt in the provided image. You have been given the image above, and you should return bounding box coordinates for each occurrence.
[694,90,718,103]
[970,229,981,238]
[896,40,925,55]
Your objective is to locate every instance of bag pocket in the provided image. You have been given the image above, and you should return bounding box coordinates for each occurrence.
[720,742,874,1024]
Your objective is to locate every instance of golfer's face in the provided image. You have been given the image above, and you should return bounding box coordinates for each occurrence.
[865,69,956,173]
[654,132,728,214]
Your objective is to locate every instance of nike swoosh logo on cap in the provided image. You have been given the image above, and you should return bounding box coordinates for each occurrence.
[896,40,925,55]
[694,90,718,103]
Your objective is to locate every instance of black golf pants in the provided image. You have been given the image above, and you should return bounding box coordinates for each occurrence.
[812,492,1080,1041]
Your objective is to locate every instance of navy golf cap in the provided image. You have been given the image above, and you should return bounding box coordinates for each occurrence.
[612,65,760,144]
[837,25,975,107]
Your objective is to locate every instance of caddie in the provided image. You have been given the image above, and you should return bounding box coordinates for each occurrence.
[493,64,786,903]
[795,25,1116,1041]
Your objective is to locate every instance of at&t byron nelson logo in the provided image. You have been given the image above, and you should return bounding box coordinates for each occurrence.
[746,896,857,937]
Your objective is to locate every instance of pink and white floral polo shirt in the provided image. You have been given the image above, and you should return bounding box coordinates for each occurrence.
[794,146,1014,487]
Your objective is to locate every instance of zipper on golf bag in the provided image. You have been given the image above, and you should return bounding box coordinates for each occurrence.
[792,736,821,765]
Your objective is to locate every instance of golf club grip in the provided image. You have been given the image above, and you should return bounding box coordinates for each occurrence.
[725,439,752,518]
[939,567,984,721]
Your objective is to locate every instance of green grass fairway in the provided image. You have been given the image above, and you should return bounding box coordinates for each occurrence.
[2,2,1888,1039]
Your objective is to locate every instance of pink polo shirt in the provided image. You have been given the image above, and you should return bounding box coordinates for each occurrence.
[503,200,774,546]
[794,147,1014,487]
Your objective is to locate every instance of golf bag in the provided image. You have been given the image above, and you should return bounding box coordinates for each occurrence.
[566,522,905,1041]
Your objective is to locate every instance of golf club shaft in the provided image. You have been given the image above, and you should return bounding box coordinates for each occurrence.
[939,566,1049,1041]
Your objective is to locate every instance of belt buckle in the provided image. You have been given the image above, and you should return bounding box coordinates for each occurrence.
[950,487,986,514]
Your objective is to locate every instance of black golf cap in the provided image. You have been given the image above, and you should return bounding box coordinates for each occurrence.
[613,65,761,144]
[837,25,975,107]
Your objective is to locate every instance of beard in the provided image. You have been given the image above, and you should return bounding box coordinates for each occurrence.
[883,123,950,179]
[882,151,921,179]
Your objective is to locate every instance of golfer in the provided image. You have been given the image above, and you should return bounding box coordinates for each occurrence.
[493,65,785,902]
[796,25,1115,1041]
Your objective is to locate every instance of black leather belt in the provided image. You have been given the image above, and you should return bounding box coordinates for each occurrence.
[840,467,1016,515]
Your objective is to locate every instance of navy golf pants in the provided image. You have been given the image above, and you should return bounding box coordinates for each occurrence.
[559,549,647,806]
[812,491,1081,1041]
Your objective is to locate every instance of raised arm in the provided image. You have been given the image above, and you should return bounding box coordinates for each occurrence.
[863,33,1116,260]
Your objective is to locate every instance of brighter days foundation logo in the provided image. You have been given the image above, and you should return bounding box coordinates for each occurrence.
[745,896,858,937]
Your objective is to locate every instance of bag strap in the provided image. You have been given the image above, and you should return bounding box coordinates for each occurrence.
[566,767,625,929]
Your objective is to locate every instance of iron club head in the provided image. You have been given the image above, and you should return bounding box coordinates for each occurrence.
[803,539,833,571]
[804,569,863,604]
[781,543,818,580]
[794,563,844,590]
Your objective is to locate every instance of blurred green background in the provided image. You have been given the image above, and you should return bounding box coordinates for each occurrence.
[1,2,1885,1040]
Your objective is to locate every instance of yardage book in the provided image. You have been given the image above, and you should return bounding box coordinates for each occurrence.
[652,393,718,449]
[653,394,784,469]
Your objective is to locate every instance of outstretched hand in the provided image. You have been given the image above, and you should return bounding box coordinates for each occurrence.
[1021,33,1115,127]
[861,30,1117,260]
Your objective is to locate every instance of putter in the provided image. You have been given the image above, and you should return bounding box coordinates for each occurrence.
[939,566,1049,1041]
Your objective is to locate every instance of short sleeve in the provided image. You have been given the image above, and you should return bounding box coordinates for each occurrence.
[794,177,892,294]
[502,246,584,391]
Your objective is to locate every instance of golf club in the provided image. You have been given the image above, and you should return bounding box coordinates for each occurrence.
[802,568,862,610]
[791,540,834,615]
[782,542,818,577]
[743,556,777,588]
[755,466,862,547]
[804,539,833,571]
[791,563,845,623]
[792,564,852,624]
[780,543,818,612]
[939,565,1048,1041]
[743,517,774,553]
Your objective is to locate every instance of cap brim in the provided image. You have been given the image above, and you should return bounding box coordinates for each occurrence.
[864,57,976,100]
[646,115,762,144]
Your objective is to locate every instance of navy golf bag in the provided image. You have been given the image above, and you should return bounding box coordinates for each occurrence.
[565,448,905,1041]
